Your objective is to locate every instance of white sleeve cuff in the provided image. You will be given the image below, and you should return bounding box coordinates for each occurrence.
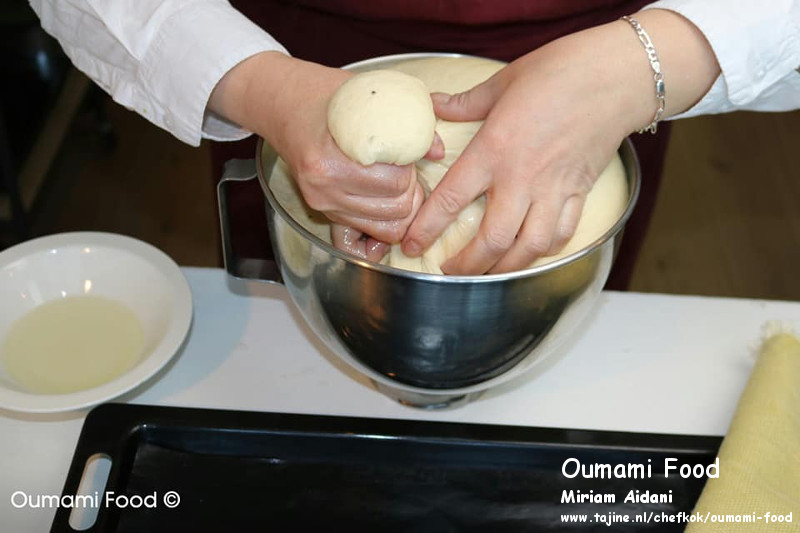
[643,0,800,117]
[140,1,288,146]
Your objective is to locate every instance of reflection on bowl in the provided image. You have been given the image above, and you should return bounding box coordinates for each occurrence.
[0,232,192,413]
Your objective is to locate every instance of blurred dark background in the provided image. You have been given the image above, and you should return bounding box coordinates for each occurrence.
[1,1,799,300]
[0,0,217,267]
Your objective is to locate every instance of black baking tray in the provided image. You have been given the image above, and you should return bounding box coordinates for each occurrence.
[52,403,721,532]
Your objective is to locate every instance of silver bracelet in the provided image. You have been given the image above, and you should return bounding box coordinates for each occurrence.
[622,15,665,134]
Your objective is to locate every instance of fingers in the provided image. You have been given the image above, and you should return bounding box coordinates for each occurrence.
[363,237,391,263]
[302,155,415,199]
[424,132,445,161]
[300,132,447,219]
[481,200,557,274]
[330,224,361,255]
[402,154,488,257]
[330,215,408,245]
[441,192,585,275]
[446,191,532,275]
[548,194,585,255]
[328,131,441,218]
[343,165,421,221]
[330,224,390,262]
[340,168,422,224]
[397,77,505,258]
[331,180,425,244]
[301,130,439,221]
[430,75,503,122]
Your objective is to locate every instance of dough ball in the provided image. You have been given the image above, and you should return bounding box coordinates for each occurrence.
[327,70,436,166]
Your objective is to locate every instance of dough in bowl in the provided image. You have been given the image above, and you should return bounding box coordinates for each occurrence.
[269,56,629,275]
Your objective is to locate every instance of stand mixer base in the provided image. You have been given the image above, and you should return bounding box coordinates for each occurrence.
[371,381,484,409]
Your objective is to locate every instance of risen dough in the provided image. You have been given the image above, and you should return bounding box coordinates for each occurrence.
[269,56,629,275]
[327,70,436,165]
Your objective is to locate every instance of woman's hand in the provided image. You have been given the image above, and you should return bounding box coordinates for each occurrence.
[401,9,719,275]
[209,52,442,260]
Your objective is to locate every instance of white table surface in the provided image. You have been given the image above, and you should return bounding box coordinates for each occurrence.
[3,266,800,531]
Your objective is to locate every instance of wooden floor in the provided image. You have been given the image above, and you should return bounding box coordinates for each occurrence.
[17,90,800,301]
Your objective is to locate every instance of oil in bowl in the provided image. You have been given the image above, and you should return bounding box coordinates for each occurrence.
[1,296,144,394]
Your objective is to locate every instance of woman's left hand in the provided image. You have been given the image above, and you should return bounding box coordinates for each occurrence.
[401,9,719,274]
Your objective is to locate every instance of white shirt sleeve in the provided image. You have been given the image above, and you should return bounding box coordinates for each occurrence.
[28,0,288,146]
[643,0,800,118]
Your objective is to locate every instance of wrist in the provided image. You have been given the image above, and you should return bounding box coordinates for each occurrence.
[551,8,720,137]
[620,9,720,131]
[544,20,657,138]
[621,15,665,133]
[208,50,293,135]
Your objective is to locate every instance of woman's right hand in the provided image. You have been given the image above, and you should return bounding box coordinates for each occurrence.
[209,51,440,260]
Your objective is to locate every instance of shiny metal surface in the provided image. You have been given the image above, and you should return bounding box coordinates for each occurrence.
[251,53,642,407]
[217,158,282,284]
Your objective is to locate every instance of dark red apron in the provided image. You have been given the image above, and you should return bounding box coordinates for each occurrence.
[214,0,671,289]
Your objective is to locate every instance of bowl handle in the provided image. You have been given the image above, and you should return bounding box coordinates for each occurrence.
[217,158,283,284]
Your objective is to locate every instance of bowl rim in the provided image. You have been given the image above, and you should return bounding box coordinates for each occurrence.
[0,232,193,413]
[257,52,642,283]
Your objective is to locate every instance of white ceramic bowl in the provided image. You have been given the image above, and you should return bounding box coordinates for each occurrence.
[0,232,192,413]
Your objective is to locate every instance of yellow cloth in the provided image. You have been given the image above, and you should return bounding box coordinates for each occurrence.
[687,331,800,532]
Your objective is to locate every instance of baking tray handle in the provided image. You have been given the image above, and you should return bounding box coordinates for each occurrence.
[50,405,132,532]
[217,158,283,284]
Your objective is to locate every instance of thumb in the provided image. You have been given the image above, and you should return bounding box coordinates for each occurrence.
[431,79,500,122]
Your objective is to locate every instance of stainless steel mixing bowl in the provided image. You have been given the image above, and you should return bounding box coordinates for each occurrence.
[218,53,641,408]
